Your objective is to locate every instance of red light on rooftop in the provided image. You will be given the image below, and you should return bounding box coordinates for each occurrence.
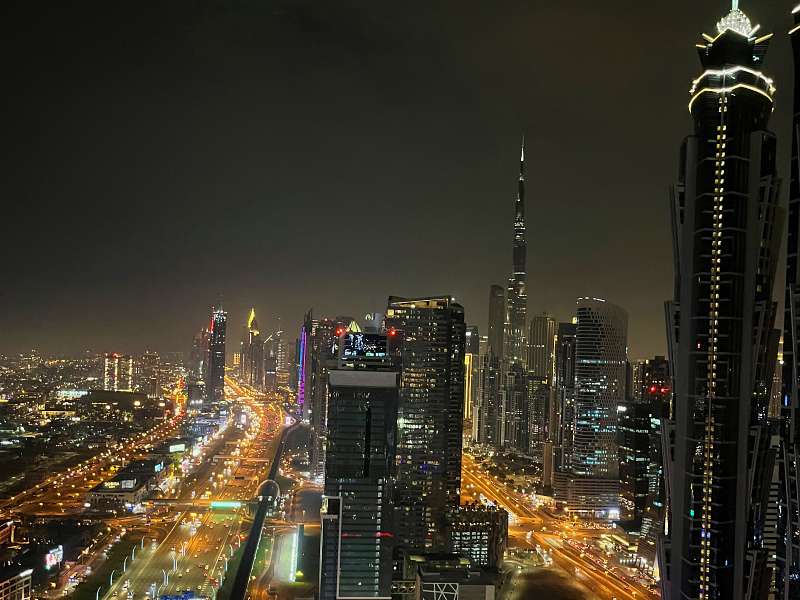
[649,385,657,393]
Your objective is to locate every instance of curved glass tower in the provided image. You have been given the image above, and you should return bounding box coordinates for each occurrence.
[664,4,782,599]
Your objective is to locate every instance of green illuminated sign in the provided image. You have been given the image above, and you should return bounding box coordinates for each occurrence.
[210,501,241,509]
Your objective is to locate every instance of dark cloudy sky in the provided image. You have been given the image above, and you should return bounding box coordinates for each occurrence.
[1,0,795,359]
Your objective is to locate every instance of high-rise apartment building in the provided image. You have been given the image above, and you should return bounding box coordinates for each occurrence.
[555,298,627,519]
[319,331,399,600]
[206,307,227,405]
[135,350,160,397]
[662,7,782,598]
[386,296,466,550]
[504,140,527,365]
[103,353,133,392]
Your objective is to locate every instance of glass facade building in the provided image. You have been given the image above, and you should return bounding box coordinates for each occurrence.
[386,296,466,551]
[319,332,399,600]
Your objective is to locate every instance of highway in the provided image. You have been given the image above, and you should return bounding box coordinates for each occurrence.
[101,378,287,600]
[461,454,658,600]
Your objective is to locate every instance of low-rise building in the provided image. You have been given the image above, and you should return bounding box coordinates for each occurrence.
[87,459,166,511]
[0,566,32,600]
[446,504,507,569]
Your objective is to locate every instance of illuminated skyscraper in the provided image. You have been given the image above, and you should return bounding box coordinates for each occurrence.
[136,350,160,397]
[386,296,465,550]
[663,6,782,598]
[206,306,227,405]
[319,331,399,600]
[504,139,527,365]
[104,353,133,391]
[555,298,627,519]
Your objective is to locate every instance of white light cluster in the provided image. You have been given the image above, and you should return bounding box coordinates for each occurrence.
[716,8,753,37]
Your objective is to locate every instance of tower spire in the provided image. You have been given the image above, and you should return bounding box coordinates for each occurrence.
[519,135,525,179]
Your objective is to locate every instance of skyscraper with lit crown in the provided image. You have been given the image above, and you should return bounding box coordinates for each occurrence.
[663,4,782,598]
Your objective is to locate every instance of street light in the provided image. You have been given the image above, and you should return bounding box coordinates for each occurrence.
[123,557,127,572]
[109,570,116,587]
[96,586,102,600]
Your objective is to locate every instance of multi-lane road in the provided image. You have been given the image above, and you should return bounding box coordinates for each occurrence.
[102,379,287,600]
[461,454,658,600]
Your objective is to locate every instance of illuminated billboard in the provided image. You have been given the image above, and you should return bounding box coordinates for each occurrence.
[342,333,386,360]
[210,500,241,510]
[169,443,186,453]
[45,545,63,570]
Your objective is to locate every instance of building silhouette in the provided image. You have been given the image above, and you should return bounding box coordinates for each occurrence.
[662,6,782,597]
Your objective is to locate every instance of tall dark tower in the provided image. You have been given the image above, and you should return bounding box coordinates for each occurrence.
[386,296,465,551]
[775,5,800,597]
[487,284,505,359]
[206,306,227,405]
[663,4,782,599]
[319,331,399,600]
[504,139,527,364]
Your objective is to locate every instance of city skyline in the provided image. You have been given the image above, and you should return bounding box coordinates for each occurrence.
[8,2,800,598]
[8,1,800,359]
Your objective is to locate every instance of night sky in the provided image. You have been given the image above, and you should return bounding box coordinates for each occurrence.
[2,0,795,359]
